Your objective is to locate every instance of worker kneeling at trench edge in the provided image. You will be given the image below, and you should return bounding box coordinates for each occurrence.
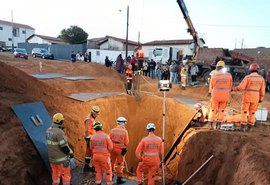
[46,113,74,185]
[90,121,113,185]
[109,116,129,184]
[135,123,163,185]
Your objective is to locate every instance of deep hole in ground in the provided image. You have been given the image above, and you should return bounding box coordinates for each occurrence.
[1,54,270,185]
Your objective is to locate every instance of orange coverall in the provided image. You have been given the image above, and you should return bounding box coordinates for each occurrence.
[135,133,163,185]
[126,68,134,93]
[90,130,113,185]
[209,70,232,122]
[233,72,265,125]
[84,115,96,164]
[109,125,129,177]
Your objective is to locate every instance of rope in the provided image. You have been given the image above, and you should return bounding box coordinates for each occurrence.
[140,75,157,89]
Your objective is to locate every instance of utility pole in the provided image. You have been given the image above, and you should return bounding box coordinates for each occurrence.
[125,5,129,59]
[11,9,14,51]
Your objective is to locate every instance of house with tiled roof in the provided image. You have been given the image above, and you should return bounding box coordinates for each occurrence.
[27,34,67,45]
[0,19,35,47]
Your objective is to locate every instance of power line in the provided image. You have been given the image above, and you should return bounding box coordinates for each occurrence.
[197,23,270,28]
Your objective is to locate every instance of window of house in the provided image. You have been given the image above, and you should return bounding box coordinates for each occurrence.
[8,38,12,41]
[13,28,19,37]
[0,27,3,30]
[96,51,100,56]
[22,30,26,34]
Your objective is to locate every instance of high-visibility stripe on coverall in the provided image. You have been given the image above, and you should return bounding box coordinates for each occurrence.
[209,71,232,122]
[109,125,129,177]
[90,131,113,185]
[135,133,163,185]
[234,72,265,125]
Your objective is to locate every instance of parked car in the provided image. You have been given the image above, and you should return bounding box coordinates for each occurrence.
[32,48,54,59]
[13,48,28,60]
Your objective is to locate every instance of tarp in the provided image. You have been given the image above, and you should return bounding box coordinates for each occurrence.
[11,101,52,171]
[32,73,65,79]
[62,76,96,81]
[68,92,123,102]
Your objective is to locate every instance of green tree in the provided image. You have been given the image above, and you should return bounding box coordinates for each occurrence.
[59,25,88,44]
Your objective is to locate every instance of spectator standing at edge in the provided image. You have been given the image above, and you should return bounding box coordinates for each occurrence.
[71,51,76,63]
[46,113,73,185]
[83,105,100,172]
[135,123,163,185]
[156,62,163,80]
[149,59,156,79]
[109,117,129,184]
[115,54,124,74]
[190,60,199,85]
[90,121,113,185]
[233,63,265,132]
[105,56,112,68]
[209,60,232,129]
[130,55,138,72]
[142,60,148,76]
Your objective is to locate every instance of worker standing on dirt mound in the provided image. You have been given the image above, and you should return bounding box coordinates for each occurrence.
[46,113,74,185]
[135,123,163,185]
[126,64,134,95]
[109,117,129,184]
[83,105,100,172]
[209,60,232,129]
[90,121,113,185]
[233,63,265,132]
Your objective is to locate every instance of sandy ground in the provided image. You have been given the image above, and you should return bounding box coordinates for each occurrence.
[0,53,270,185]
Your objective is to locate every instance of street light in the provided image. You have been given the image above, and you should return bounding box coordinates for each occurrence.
[158,80,172,185]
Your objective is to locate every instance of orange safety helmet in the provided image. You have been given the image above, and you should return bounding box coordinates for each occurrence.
[249,63,260,71]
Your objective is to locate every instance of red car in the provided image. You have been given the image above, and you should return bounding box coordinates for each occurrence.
[13,48,28,60]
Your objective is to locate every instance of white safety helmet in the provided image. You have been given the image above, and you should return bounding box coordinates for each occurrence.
[117,117,128,125]
[194,103,202,111]
[146,123,156,130]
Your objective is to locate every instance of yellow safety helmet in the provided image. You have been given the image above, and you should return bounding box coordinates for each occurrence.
[53,113,64,124]
[216,60,225,67]
[92,105,100,113]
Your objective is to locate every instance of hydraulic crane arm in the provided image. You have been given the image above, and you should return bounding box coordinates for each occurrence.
[177,0,201,59]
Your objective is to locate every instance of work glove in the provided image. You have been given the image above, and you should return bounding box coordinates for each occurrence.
[259,100,262,103]
[85,137,90,147]
[121,148,127,156]
[69,153,74,158]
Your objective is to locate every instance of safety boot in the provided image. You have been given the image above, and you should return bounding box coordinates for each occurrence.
[240,125,247,132]
[247,125,253,132]
[208,122,213,130]
[116,177,126,184]
[216,122,221,129]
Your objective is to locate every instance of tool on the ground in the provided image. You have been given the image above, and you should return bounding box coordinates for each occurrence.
[182,155,214,185]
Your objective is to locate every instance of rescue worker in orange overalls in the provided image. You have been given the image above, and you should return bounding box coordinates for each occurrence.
[126,64,134,95]
[109,117,129,184]
[46,113,73,185]
[135,123,163,185]
[90,121,113,185]
[83,105,100,172]
[180,60,188,90]
[209,60,232,129]
[192,103,209,127]
[136,48,144,71]
[233,63,265,131]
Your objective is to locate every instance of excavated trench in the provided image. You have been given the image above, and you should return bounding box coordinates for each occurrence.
[66,95,195,174]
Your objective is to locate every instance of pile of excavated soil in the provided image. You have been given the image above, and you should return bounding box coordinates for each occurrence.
[1,53,270,185]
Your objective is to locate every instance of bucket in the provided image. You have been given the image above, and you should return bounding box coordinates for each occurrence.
[255,108,268,121]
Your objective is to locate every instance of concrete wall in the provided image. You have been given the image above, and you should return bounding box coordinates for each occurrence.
[0,24,34,47]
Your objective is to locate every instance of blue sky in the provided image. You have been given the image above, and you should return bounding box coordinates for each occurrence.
[1,0,269,49]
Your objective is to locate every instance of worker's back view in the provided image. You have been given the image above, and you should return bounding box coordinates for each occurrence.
[209,60,232,129]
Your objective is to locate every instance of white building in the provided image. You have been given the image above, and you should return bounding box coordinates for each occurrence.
[0,19,35,48]
[27,34,67,45]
